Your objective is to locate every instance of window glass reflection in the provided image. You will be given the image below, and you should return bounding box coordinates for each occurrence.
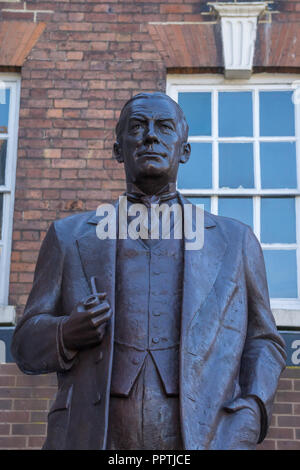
[178,92,211,136]
[178,143,212,189]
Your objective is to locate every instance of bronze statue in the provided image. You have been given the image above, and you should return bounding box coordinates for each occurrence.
[11,92,286,450]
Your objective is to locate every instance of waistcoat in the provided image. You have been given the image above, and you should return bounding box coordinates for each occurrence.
[110,232,183,396]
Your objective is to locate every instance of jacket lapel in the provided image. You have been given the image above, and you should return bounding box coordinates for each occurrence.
[76,204,118,298]
[178,194,228,339]
[75,202,118,449]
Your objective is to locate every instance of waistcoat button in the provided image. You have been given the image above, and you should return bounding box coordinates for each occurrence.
[152,337,159,344]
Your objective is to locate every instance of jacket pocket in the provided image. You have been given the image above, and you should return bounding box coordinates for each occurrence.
[48,384,73,416]
[44,385,74,450]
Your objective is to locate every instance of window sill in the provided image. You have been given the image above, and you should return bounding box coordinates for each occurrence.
[0,305,16,325]
[272,309,300,328]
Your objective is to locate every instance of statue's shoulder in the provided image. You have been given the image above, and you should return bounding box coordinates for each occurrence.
[206,211,252,241]
[52,210,96,241]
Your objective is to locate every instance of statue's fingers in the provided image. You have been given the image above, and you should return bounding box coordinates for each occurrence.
[90,309,112,328]
[89,301,110,316]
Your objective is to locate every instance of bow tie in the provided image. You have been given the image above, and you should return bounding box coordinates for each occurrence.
[126,183,178,208]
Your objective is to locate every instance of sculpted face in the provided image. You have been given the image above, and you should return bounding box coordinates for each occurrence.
[114,95,191,191]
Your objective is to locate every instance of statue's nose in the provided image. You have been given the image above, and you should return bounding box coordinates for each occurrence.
[144,122,159,144]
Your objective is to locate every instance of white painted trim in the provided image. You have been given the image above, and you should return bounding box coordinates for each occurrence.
[207,3,268,78]
[167,73,300,88]
[180,189,300,196]
[168,74,300,319]
[208,2,267,18]
[0,75,21,309]
[0,305,16,325]
[272,309,300,328]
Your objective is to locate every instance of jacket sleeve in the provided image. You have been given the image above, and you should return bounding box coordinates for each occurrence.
[240,226,287,442]
[11,221,77,375]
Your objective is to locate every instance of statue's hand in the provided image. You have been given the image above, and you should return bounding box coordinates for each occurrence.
[61,293,112,351]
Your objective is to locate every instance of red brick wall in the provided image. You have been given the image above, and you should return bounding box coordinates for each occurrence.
[0,364,56,449]
[258,369,300,450]
[7,0,300,316]
[1,0,300,451]
[0,364,299,450]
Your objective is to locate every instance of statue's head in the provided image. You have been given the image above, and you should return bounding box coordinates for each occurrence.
[113,92,191,191]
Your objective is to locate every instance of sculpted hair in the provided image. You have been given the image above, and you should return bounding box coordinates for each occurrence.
[115,92,189,143]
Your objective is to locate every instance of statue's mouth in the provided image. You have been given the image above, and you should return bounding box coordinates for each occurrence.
[138,151,166,158]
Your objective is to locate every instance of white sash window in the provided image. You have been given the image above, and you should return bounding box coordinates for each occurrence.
[168,74,300,327]
[0,75,20,323]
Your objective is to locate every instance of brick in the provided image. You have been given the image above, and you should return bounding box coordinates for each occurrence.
[54,99,88,108]
[12,423,46,436]
[44,149,62,159]
[14,399,50,411]
[277,440,300,450]
[160,4,193,14]
[28,436,46,448]
[79,129,101,139]
[67,51,83,60]
[0,436,27,448]
[0,364,20,375]
[1,11,34,20]
[294,380,300,391]
[0,411,30,423]
[59,22,93,31]
[51,159,86,169]
[30,411,48,423]
[266,427,294,439]
[276,392,300,403]
[0,376,16,386]
[272,403,293,414]
[278,415,300,427]
[282,369,300,379]
[0,424,10,436]
[294,404,300,414]
[256,439,276,450]
[0,400,12,411]
[278,379,293,390]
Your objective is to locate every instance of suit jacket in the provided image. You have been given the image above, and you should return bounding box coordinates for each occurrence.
[11,194,286,450]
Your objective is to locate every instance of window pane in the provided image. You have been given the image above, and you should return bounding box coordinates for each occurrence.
[177,143,212,189]
[187,197,211,213]
[178,92,211,136]
[260,91,295,136]
[0,89,10,134]
[219,143,254,188]
[218,197,253,228]
[263,250,297,298]
[219,92,253,137]
[0,194,3,240]
[261,197,296,243]
[0,140,7,185]
[260,142,297,189]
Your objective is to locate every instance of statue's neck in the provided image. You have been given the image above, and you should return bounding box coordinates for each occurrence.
[126,181,177,197]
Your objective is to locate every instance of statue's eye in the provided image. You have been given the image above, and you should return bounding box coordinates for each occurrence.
[160,122,172,131]
[131,123,142,131]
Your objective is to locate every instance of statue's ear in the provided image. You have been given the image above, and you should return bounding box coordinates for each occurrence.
[179,142,191,164]
[113,141,124,163]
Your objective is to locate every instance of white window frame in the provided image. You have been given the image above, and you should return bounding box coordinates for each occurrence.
[0,74,21,323]
[167,73,300,327]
